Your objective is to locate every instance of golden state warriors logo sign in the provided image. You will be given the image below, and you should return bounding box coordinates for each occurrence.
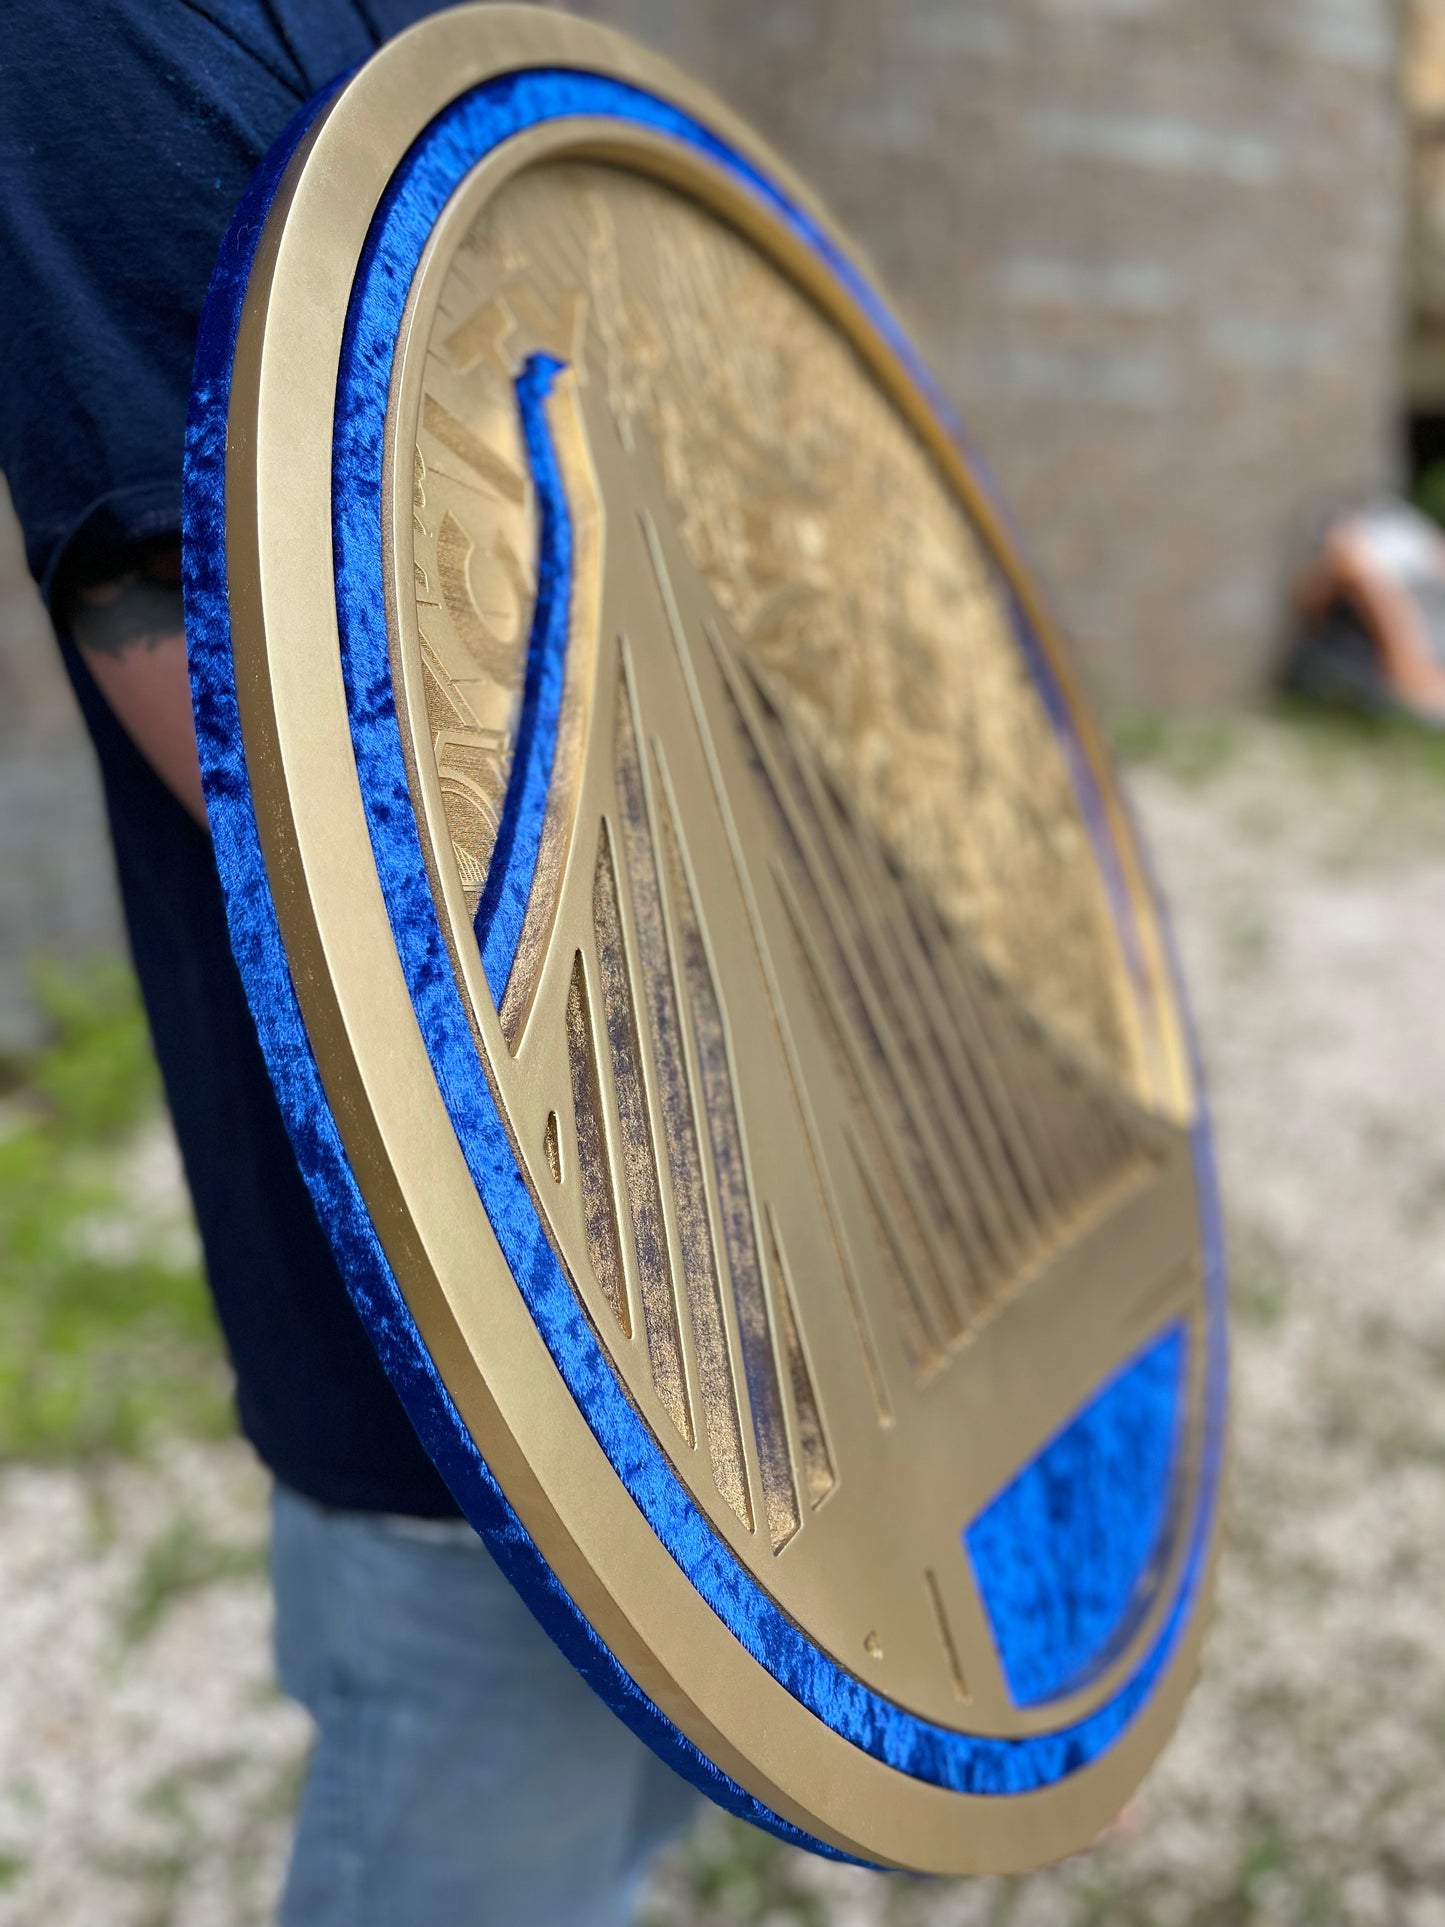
[183,5,1227,1872]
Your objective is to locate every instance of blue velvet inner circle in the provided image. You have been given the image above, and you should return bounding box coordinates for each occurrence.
[967,1326,1188,1709]
[184,60,1229,1841]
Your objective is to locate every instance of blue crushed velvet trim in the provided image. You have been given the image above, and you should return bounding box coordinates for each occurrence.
[178,55,1229,1843]
[182,79,848,1862]
[326,65,1228,1802]
[471,352,571,1003]
[967,1325,1187,1709]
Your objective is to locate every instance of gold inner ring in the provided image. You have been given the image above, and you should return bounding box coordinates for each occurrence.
[384,126,1208,1738]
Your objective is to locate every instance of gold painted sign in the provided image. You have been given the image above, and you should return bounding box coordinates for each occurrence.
[189,5,1227,1873]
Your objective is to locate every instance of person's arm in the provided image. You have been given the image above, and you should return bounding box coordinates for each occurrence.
[68,544,207,828]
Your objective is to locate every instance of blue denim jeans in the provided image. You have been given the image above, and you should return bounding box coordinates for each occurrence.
[270,1483,702,1926]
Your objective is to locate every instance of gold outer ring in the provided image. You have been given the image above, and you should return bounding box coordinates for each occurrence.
[221,4,1224,1871]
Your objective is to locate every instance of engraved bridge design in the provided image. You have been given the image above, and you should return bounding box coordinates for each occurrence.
[195,28,1227,1860]
[397,168,1207,1739]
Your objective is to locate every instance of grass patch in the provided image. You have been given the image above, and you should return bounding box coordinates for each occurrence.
[1271,695,1445,786]
[1229,1222,1293,1332]
[644,1818,822,1927]
[1108,710,1245,784]
[122,1516,265,1645]
[0,960,230,1461]
[1112,698,1445,801]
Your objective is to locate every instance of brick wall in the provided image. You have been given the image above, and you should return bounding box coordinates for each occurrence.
[571,0,1408,706]
[0,486,121,1052]
[1405,0,1445,393]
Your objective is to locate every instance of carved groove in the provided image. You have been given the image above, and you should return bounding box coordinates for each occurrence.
[766,1207,836,1510]
[851,1141,945,1380]
[613,673,752,1530]
[435,508,527,687]
[423,394,528,503]
[565,954,629,1337]
[924,1568,971,1704]
[712,627,1159,1367]
[593,822,693,1446]
[796,748,1022,1287]
[777,871,958,1370]
[656,784,801,1553]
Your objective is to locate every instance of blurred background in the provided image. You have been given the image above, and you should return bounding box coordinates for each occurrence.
[3,1,1445,1921]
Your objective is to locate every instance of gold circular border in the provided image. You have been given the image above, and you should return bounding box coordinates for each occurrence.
[384,120,1211,1741]
[223,3,1225,1872]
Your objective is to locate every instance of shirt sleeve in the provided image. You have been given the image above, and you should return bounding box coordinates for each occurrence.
[0,0,432,608]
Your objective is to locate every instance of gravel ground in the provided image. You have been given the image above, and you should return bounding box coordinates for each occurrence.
[3,720,1443,1927]
[0,1448,303,1926]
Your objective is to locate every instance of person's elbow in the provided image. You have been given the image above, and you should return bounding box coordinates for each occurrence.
[68,552,207,829]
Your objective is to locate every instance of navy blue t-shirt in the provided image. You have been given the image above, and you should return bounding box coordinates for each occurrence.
[0,0,465,1514]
